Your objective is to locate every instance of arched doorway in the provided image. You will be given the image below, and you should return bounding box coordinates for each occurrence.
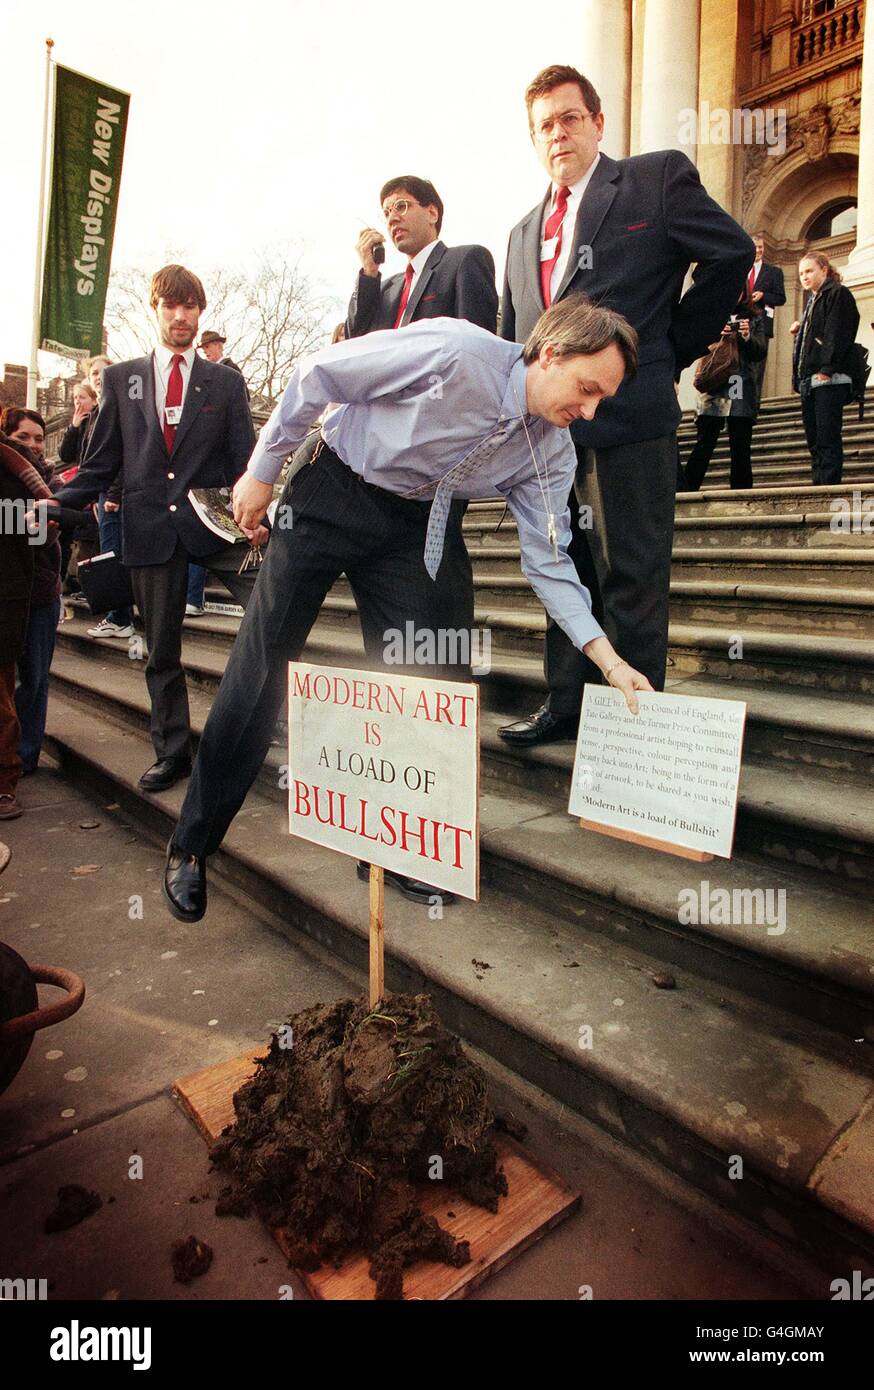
[744,146,859,397]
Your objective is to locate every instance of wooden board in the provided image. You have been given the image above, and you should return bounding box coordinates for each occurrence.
[579,817,716,862]
[174,1050,580,1301]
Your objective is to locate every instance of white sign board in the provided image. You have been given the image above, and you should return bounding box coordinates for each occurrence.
[287,663,479,900]
[568,688,746,859]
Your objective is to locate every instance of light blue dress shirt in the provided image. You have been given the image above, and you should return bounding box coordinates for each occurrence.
[248,317,605,650]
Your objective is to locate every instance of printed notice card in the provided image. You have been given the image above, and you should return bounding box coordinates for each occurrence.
[568,688,747,860]
[288,663,480,900]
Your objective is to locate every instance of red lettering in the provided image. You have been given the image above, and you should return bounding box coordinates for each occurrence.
[293,780,311,817]
[291,671,311,700]
[385,684,405,716]
[351,680,365,709]
[435,691,452,724]
[312,674,330,702]
[411,690,431,721]
[399,811,428,858]
[367,682,384,713]
[313,786,335,826]
[333,677,350,705]
[338,792,357,833]
[358,797,379,841]
[379,805,397,846]
[454,693,474,728]
[446,823,473,870]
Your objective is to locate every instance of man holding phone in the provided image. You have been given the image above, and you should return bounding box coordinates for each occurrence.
[347,176,498,337]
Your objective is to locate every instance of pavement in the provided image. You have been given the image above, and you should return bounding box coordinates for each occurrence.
[0,764,823,1301]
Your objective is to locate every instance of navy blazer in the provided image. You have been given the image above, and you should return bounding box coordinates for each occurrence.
[753,261,786,338]
[56,354,255,567]
[346,240,498,337]
[501,150,754,449]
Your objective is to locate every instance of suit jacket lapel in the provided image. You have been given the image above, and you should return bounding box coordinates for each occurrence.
[554,154,620,303]
[171,354,209,456]
[135,354,165,451]
[522,197,548,315]
[402,240,446,325]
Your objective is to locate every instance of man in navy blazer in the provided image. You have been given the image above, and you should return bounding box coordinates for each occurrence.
[346,175,498,337]
[54,265,257,791]
[748,233,787,339]
[498,64,753,747]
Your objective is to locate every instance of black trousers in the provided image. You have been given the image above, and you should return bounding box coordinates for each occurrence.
[174,448,471,858]
[801,383,850,486]
[545,435,677,714]
[130,539,258,761]
[684,414,754,492]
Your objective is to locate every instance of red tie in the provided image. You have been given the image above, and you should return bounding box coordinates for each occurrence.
[393,264,414,328]
[163,353,184,453]
[541,185,570,308]
[747,265,757,297]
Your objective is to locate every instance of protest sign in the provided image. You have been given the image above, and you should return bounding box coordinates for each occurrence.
[287,664,479,900]
[568,688,746,860]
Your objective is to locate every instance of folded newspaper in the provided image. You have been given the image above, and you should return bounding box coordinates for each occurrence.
[187,487,247,543]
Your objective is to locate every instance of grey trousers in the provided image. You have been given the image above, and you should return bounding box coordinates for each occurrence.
[130,539,258,761]
[545,434,677,713]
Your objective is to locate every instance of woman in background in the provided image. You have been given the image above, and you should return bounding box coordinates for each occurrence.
[791,252,859,486]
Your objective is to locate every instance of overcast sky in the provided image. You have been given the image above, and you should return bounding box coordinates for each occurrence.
[4,0,600,371]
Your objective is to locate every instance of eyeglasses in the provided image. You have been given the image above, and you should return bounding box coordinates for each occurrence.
[532,109,595,143]
[382,197,421,221]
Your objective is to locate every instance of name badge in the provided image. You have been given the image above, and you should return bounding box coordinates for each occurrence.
[540,236,559,262]
[164,405,182,426]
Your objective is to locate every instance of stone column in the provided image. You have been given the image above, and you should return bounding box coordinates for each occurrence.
[639,0,701,156]
[580,0,632,158]
[843,0,874,359]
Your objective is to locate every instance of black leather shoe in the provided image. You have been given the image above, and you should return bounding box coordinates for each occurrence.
[163,840,207,922]
[497,704,579,746]
[138,756,192,792]
[356,861,455,906]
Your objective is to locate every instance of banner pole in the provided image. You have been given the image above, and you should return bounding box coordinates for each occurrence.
[28,37,54,409]
[368,865,384,1007]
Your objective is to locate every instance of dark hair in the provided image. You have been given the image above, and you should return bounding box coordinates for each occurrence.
[523,294,638,379]
[149,263,207,311]
[800,250,843,284]
[379,176,444,235]
[525,64,602,126]
[2,406,47,436]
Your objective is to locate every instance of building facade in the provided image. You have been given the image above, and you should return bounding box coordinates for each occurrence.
[584,0,870,397]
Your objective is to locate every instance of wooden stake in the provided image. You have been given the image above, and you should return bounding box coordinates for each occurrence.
[368,864,384,1006]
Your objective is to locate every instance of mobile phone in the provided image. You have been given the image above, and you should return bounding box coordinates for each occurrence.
[372,242,385,265]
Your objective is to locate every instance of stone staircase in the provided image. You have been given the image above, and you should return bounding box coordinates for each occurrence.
[43,392,874,1277]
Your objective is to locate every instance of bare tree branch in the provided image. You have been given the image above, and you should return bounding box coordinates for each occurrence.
[104,244,336,407]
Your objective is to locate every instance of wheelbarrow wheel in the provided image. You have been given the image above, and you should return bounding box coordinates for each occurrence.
[0,942,39,1096]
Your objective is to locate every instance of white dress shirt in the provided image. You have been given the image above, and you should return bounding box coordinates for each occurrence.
[247,318,605,649]
[407,237,440,295]
[153,344,196,425]
[542,153,601,303]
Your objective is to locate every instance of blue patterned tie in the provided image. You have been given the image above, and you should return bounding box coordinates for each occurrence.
[421,424,512,579]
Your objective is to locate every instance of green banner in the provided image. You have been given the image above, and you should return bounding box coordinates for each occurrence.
[39,65,129,359]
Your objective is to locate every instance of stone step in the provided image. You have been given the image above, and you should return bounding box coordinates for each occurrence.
[671,549,874,586]
[50,630,874,891]
[319,570,874,640]
[466,522,872,558]
[673,484,874,518]
[39,687,874,1271]
[54,615,874,779]
[667,624,874,696]
[673,516,874,549]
